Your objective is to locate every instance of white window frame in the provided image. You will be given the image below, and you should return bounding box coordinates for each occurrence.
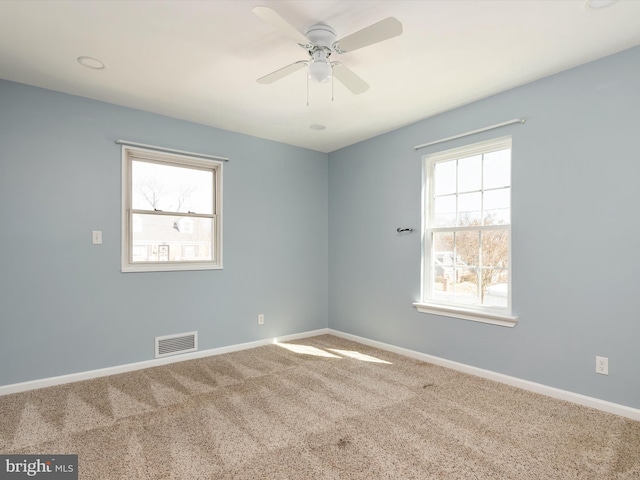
[414,136,517,327]
[121,145,223,273]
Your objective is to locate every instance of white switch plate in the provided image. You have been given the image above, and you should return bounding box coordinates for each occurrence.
[92,230,102,245]
[258,314,264,325]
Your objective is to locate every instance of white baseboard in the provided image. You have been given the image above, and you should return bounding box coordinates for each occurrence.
[2,327,638,422]
[0,329,329,397]
[328,329,640,422]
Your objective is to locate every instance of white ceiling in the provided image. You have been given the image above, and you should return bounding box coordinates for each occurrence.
[1,0,639,153]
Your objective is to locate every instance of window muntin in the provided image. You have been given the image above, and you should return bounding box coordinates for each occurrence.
[423,137,511,315]
[122,146,222,272]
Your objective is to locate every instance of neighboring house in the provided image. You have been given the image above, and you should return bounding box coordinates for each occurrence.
[131,216,209,263]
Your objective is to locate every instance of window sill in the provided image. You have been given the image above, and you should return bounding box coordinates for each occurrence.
[122,262,223,273]
[413,302,517,327]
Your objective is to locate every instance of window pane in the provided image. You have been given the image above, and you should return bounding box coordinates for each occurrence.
[453,280,480,305]
[434,160,456,196]
[458,192,481,226]
[455,230,479,268]
[433,232,454,255]
[432,232,454,300]
[433,233,454,279]
[483,149,510,189]
[132,160,213,214]
[453,231,479,303]
[434,195,456,227]
[483,188,510,225]
[457,155,481,193]
[481,230,509,268]
[131,213,213,263]
[482,272,508,308]
[479,231,509,307]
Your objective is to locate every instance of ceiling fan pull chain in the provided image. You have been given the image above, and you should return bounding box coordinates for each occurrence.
[306,71,310,107]
[332,71,334,102]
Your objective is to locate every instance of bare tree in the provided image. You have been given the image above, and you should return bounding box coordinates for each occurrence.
[134,179,197,212]
[135,178,166,210]
[175,186,197,212]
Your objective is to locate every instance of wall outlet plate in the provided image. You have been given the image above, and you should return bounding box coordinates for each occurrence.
[595,356,608,375]
[258,314,264,325]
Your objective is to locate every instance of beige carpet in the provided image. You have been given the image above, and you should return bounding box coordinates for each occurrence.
[1,334,638,479]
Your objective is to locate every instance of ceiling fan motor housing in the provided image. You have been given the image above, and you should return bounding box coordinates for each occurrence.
[305,24,337,49]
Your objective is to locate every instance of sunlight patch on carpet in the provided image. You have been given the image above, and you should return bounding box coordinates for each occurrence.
[275,343,341,358]
[328,349,392,364]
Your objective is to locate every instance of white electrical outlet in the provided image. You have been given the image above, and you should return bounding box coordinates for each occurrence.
[258,314,264,325]
[595,356,608,375]
[92,230,102,245]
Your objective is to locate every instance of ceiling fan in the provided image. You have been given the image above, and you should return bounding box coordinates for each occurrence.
[253,6,403,95]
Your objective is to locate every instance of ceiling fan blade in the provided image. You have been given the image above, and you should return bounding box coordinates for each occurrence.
[257,61,308,84]
[332,63,369,95]
[252,6,311,46]
[333,17,402,53]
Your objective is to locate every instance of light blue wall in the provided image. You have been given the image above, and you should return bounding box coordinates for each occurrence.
[328,45,640,409]
[0,80,328,385]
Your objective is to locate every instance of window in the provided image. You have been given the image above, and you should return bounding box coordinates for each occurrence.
[121,146,223,272]
[415,136,516,326]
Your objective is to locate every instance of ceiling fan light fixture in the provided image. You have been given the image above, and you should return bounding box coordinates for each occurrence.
[308,60,332,83]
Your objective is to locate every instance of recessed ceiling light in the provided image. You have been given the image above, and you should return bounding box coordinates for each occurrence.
[585,0,618,9]
[310,124,326,130]
[77,56,105,70]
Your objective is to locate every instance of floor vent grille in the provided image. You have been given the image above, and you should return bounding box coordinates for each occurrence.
[155,331,198,358]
